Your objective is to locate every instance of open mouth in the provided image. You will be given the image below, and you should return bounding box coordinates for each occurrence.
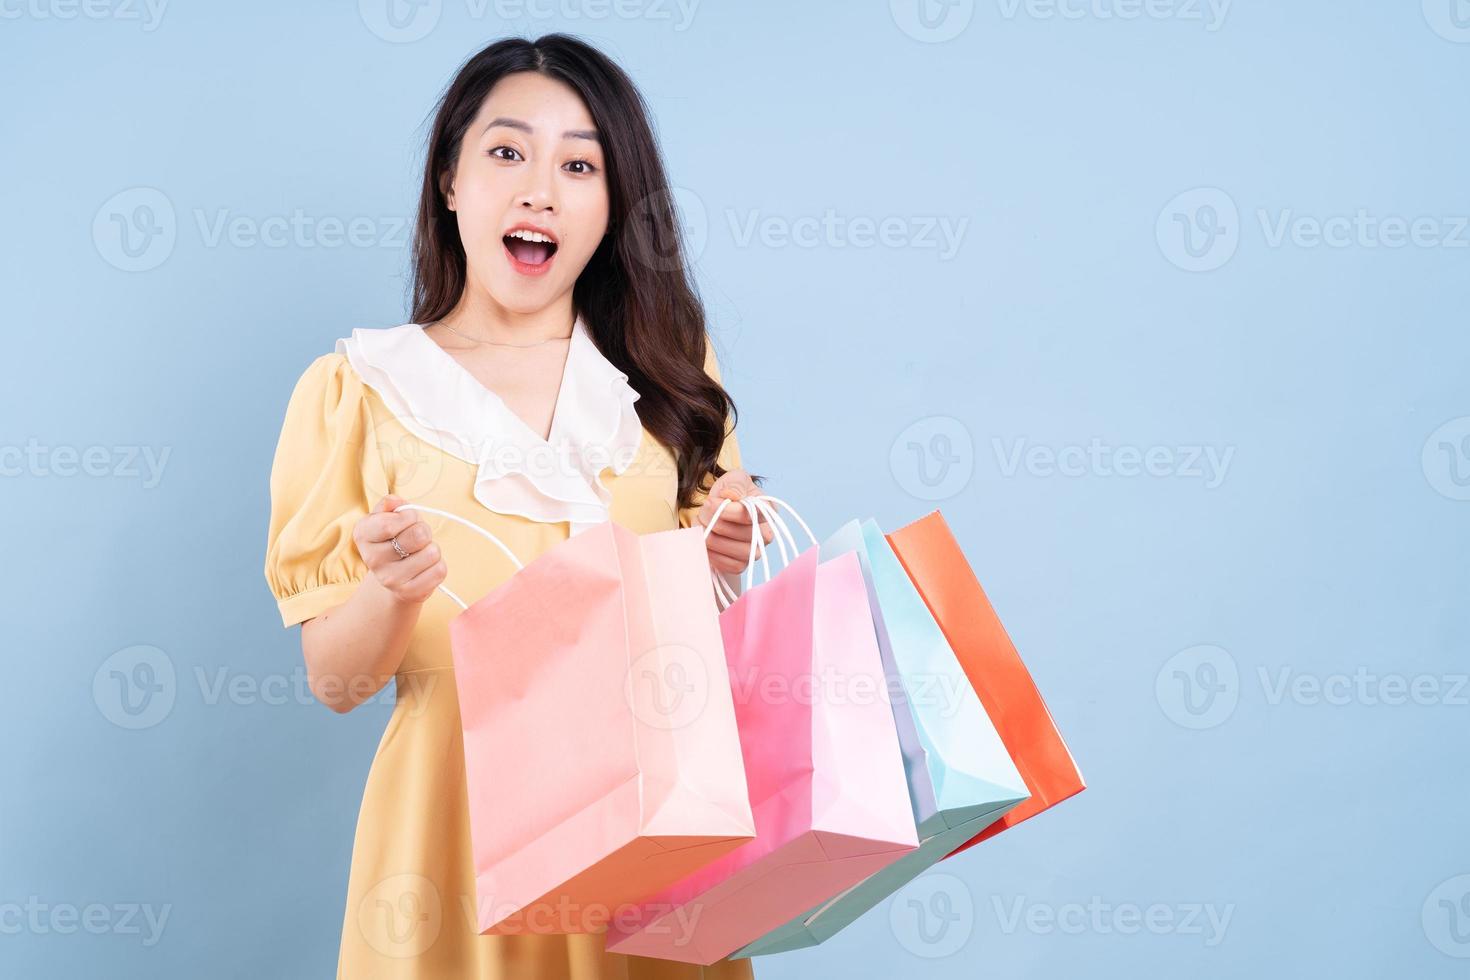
[503,233,559,274]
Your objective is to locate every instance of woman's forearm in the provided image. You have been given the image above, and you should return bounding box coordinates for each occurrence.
[300,576,422,713]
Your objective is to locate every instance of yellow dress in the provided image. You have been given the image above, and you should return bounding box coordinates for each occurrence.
[264,324,754,980]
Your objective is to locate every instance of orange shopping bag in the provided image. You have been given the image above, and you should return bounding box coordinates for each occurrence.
[399,503,756,934]
[884,510,1085,854]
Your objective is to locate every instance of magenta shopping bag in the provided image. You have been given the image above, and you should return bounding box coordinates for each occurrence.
[605,496,918,964]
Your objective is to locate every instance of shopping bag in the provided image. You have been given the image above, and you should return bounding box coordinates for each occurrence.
[886,509,1084,856]
[604,496,919,964]
[398,503,756,935]
[732,515,1028,957]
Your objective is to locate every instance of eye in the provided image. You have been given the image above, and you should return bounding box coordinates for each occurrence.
[565,158,599,176]
[488,145,522,162]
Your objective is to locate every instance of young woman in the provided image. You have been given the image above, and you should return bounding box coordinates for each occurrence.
[264,34,770,979]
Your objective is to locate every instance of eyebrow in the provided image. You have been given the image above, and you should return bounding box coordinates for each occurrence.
[482,116,600,142]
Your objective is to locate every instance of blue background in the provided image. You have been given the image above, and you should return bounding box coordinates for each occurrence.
[4,1,1467,977]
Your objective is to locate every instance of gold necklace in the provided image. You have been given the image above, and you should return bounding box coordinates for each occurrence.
[435,319,571,349]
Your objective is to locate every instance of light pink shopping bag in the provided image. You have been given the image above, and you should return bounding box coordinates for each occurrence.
[604,496,919,964]
[400,504,756,935]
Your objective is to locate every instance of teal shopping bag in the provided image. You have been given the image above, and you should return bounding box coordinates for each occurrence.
[731,517,1028,957]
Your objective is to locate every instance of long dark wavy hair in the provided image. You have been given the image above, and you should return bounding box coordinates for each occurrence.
[408,34,758,513]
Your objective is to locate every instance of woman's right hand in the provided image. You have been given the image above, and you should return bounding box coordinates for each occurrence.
[354,494,448,605]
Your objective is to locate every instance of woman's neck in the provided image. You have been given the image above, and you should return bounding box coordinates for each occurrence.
[437,284,576,345]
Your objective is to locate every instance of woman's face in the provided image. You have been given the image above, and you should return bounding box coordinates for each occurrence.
[444,71,609,314]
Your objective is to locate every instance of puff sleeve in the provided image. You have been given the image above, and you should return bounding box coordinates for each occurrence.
[678,341,744,531]
[263,353,388,628]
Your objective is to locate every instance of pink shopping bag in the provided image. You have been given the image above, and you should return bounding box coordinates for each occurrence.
[399,503,756,935]
[604,496,919,964]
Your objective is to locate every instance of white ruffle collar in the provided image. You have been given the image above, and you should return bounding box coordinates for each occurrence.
[335,316,644,536]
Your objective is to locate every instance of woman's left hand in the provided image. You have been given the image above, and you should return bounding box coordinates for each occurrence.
[693,469,775,574]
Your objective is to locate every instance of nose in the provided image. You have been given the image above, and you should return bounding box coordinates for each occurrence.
[517,160,558,212]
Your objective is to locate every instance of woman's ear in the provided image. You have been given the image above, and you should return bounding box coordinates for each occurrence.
[439,169,456,211]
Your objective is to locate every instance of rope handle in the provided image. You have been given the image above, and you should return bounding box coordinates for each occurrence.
[708,494,819,611]
[395,503,524,611]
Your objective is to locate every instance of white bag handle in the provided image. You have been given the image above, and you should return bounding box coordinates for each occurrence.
[396,503,524,611]
[710,494,819,611]
[704,495,780,608]
[745,496,799,558]
[744,494,818,550]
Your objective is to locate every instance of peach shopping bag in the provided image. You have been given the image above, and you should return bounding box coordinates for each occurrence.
[397,503,756,935]
[604,496,919,964]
